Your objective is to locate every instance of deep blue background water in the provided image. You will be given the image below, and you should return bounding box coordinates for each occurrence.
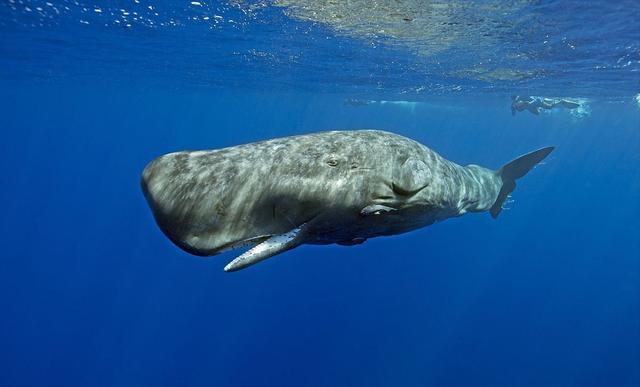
[1,1,640,387]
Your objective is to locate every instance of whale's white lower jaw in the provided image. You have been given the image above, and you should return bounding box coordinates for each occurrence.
[224,226,306,272]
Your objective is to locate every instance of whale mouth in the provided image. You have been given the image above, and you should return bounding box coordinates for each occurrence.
[159,233,275,258]
[215,235,272,255]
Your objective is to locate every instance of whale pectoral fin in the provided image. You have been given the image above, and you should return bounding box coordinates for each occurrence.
[223,226,306,272]
[360,204,397,216]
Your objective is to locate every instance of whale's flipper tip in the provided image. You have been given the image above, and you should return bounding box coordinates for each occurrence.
[223,226,306,272]
[490,146,555,219]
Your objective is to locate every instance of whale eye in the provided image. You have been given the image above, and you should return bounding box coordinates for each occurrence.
[325,157,339,167]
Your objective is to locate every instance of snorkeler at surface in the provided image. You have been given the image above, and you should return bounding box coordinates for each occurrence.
[511,95,581,115]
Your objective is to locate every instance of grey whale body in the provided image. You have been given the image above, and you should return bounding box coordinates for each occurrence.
[141,130,553,271]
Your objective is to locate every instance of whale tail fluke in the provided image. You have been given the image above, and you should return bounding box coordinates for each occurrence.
[490,146,555,219]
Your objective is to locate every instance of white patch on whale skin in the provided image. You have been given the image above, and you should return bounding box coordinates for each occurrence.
[224,227,304,272]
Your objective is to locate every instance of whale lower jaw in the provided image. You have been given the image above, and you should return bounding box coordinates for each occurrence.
[224,226,307,272]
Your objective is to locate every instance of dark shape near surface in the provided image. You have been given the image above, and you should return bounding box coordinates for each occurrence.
[511,95,580,115]
[141,130,554,271]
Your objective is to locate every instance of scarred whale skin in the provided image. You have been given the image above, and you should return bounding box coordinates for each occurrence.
[141,130,553,271]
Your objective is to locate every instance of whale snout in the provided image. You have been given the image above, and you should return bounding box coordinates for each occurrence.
[140,153,191,245]
[140,152,187,209]
[140,152,234,256]
[140,155,169,211]
[140,159,157,198]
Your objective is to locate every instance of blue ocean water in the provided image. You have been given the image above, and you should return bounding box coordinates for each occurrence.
[1,1,639,386]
